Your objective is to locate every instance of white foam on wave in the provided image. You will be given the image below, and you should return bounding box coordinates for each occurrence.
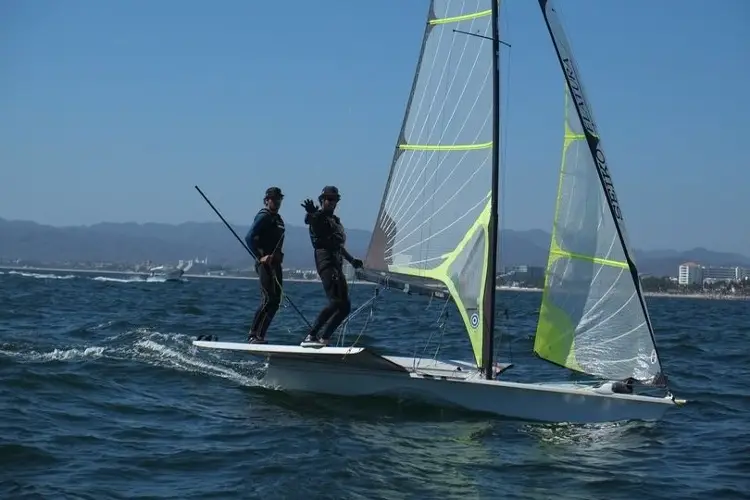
[91,276,143,283]
[6,270,76,280]
[0,345,106,362]
[0,328,263,388]
[135,338,259,386]
[90,275,183,284]
[2,271,181,284]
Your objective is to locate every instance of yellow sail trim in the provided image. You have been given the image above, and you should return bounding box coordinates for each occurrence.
[389,199,492,367]
[429,9,492,26]
[533,92,628,371]
[398,142,492,152]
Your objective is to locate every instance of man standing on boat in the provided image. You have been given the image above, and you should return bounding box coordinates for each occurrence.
[300,186,363,347]
[244,186,286,344]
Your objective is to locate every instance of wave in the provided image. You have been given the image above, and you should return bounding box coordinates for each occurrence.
[1,270,185,284]
[5,270,76,280]
[0,328,261,388]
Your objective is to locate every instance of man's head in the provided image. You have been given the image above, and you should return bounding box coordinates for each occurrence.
[318,185,340,213]
[264,186,284,212]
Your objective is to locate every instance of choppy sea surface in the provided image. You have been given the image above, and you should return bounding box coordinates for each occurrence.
[1,268,748,499]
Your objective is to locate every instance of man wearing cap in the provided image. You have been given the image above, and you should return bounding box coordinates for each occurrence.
[299,185,363,347]
[244,186,286,344]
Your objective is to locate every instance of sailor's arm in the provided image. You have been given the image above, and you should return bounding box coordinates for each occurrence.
[304,210,328,232]
[245,211,269,259]
[304,212,317,225]
[341,247,354,263]
[341,247,363,269]
[302,198,319,226]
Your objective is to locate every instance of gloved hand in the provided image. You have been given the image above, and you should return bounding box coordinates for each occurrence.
[351,258,364,269]
[301,198,318,214]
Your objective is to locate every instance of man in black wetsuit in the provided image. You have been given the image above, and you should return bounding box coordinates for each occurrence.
[300,186,363,347]
[244,186,286,344]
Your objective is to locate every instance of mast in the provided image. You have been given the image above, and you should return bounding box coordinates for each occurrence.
[481,0,501,380]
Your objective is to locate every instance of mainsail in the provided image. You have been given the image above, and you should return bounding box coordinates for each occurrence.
[362,0,498,368]
[533,0,665,385]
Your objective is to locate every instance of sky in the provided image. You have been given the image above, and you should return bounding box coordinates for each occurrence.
[1,0,748,254]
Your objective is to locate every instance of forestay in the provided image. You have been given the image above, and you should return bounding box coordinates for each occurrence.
[362,0,497,367]
[533,0,665,385]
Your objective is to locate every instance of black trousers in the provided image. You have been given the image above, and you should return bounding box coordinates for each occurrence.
[250,262,283,339]
[308,264,351,340]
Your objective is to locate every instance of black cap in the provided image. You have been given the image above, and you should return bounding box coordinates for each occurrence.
[319,185,340,201]
[265,186,284,199]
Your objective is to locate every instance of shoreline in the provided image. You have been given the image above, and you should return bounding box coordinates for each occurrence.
[0,265,371,285]
[2,265,748,301]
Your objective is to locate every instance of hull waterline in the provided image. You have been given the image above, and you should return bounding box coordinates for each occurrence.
[192,341,683,424]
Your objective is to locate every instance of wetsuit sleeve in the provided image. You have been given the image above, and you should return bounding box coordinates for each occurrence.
[304,211,317,225]
[304,211,328,232]
[245,211,270,259]
[341,247,355,264]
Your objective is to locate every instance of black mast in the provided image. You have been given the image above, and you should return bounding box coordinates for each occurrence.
[481,0,501,380]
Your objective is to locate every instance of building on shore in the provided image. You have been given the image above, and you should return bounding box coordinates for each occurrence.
[678,262,703,285]
[678,262,748,285]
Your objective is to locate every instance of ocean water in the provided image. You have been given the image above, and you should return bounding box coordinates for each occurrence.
[1,269,748,499]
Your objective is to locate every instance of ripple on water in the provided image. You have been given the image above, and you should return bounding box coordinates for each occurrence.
[1,273,749,498]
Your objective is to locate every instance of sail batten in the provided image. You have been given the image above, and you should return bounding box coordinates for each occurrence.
[399,142,493,151]
[364,0,497,368]
[534,0,665,386]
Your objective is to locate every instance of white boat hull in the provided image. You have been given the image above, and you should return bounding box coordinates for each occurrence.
[192,341,683,424]
[160,269,184,281]
[146,268,184,281]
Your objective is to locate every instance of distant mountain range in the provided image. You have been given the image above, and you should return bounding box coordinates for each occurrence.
[1,217,748,276]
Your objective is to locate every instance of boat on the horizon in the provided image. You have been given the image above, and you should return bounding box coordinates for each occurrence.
[141,265,184,282]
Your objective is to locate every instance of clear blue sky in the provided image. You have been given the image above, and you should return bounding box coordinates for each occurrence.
[1,0,748,253]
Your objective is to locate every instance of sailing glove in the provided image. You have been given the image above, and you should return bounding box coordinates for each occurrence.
[302,199,318,214]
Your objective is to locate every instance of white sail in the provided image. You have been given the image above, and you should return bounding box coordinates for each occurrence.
[363,0,498,367]
[533,0,664,385]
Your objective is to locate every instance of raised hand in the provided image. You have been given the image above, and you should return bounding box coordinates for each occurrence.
[301,198,318,214]
[351,258,364,269]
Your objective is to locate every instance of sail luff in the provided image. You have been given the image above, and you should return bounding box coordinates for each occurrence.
[363,1,435,274]
[535,0,666,386]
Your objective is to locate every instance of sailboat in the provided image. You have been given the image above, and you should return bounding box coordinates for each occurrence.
[193,0,686,423]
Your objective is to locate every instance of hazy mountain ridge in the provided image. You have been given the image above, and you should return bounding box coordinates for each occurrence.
[1,217,748,275]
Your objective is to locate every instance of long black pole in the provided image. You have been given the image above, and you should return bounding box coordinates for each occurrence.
[481,0,501,380]
[194,185,312,329]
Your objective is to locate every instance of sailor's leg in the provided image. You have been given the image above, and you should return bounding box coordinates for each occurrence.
[256,264,283,339]
[303,266,339,342]
[249,265,273,342]
[319,268,351,342]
